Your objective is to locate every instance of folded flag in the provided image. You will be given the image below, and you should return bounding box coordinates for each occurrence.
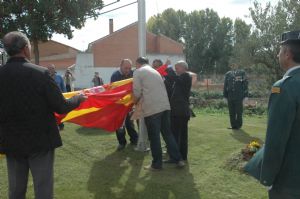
[55,64,170,132]
[55,78,133,132]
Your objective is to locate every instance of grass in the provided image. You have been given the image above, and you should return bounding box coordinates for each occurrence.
[0,113,268,199]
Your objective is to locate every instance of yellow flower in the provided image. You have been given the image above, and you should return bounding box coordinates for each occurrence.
[249,141,261,149]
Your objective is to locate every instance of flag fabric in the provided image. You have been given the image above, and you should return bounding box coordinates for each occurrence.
[55,78,133,132]
[55,64,169,132]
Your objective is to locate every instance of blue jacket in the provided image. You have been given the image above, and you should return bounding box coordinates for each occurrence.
[54,74,66,92]
[110,70,133,83]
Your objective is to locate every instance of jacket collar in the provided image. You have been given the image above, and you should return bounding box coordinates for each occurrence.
[284,65,300,77]
[7,56,30,63]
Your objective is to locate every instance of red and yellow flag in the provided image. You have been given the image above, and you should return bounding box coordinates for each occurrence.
[55,78,133,132]
[55,64,170,132]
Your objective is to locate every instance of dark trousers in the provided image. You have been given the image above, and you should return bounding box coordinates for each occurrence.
[144,110,182,168]
[171,116,189,160]
[6,150,55,199]
[227,99,243,129]
[66,84,71,92]
[269,188,300,199]
[116,114,138,145]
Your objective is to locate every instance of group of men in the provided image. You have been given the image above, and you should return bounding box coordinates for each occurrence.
[0,31,193,198]
[109,57,193,170]
[1,29,300,199]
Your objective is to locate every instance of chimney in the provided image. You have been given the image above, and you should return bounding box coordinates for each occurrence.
[109,19,114,34]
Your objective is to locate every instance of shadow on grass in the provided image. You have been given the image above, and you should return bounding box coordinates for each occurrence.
[140,165,201,199]
[76,127,112,136]
[230,129,263,144]
[88,150,201,199]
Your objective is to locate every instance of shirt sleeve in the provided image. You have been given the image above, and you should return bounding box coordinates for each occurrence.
[223,73,228,98]
[133,70,142,100]
[43,72,81,114]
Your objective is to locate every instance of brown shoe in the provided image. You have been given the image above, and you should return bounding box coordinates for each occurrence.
[144,165,162,171]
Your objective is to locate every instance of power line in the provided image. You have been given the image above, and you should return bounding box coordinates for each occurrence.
[97,1,137,16]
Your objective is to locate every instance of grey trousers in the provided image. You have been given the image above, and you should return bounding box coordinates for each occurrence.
[6,150,55,199]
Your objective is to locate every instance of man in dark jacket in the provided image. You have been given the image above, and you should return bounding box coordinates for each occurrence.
[165,60,192,161]
[223,63,248,129]
[111,59,138,150]
[0,31,86,199]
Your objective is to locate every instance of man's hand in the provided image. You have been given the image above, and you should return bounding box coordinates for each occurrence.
[165,59,171,66]
[132,95,140,104]
[78,94,87,103]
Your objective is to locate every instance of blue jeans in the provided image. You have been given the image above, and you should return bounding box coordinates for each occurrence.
[144,110,182,168]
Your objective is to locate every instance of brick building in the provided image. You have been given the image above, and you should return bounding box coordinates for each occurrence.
[88,20,184,68]
[31,40,80,74]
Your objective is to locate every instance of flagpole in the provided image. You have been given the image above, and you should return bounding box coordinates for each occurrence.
[138,0,146,57]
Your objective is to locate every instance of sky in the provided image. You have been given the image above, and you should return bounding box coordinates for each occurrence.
[52,0,279,51]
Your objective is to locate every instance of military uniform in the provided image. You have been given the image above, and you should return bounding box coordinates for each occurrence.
[223,69,248,129]
[245,30,300,199]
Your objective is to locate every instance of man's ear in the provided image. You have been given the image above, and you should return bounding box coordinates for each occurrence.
[24,45,31,59]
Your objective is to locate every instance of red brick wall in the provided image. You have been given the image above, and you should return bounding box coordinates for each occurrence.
[92,24,139,67]
[91,23,184,67]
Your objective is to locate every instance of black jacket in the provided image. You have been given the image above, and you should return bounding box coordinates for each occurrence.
[0,57,81,156]
[165,69,192,117]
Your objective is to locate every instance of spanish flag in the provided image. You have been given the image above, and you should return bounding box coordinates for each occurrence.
[55,78,133,132]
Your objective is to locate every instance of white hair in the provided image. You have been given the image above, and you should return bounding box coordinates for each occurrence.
[175,60,188,69]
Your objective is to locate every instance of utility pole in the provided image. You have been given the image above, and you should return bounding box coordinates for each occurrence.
[138,0,146,57]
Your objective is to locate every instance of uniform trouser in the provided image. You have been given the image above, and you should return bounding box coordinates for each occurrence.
[144,110,182,169]
[171,116,189,160]
[269,188,300,199]
[66,84,71,92]
[227,99,243,129]
[6,150,55,199]
[116,114,138,145]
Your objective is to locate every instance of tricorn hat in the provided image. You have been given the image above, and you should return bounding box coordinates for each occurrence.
[281,30,300,44]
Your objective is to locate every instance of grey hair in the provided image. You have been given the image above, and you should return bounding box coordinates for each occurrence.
[175,60,188,69]
[120,58,133,66]
[3,31,30,56]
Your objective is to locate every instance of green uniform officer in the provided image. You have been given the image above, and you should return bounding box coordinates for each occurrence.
[245,30,300,199]
[223,63,248,129]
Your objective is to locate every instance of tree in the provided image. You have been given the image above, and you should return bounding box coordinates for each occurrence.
[231,19,252,68]
[249,0,300,81]
[147,8,187,43]
[0,0,103,64]
[184,9,233,74]
[147,8,234,74]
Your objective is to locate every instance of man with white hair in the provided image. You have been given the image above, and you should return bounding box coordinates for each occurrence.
[165,60,192,161]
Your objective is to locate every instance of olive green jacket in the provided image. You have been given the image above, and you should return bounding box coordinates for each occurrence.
[245,66,300,194]
[223,69,248,100]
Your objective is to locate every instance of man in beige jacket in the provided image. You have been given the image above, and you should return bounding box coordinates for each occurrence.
[132,57,184,171]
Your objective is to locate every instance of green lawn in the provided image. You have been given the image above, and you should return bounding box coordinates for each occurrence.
[0,113,268,199]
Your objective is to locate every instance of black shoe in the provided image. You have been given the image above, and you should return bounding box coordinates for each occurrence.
[144,164,162,171]
[227,127,239,130]
[117,144,126,151]
[163,159,177,164]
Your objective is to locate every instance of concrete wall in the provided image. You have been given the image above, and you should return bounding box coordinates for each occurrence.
[65,52,186,90]
[72,53,118,89]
